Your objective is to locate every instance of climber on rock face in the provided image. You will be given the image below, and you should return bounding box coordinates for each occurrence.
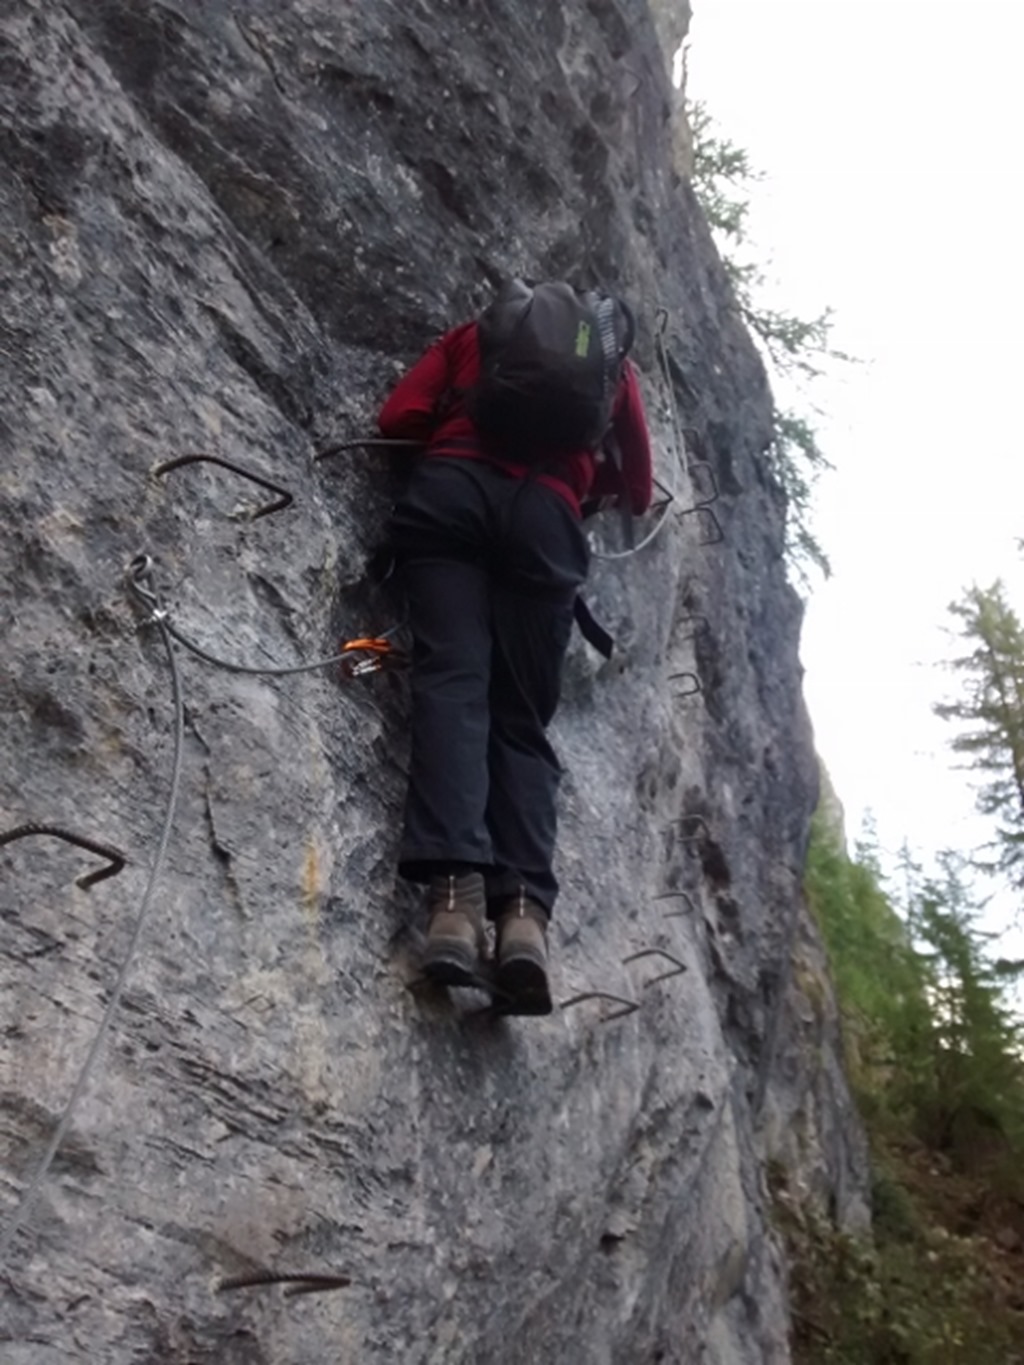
[378,280,653,1015]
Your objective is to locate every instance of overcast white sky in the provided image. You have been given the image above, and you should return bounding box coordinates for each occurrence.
[685,1,1024,942]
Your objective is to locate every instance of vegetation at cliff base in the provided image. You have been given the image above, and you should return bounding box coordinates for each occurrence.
[781,817,1024,1363]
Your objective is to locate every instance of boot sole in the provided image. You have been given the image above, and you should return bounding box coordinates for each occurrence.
[496,953,553,1016]
[422,937,481,989]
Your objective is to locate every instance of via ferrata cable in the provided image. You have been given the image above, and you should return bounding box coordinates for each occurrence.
[0,557,185,1268]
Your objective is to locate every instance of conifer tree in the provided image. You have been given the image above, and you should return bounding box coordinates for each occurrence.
[935,582,1024,889]
[686,100,845,584]
[909,853,1024,1157]
[808,817,1024,1162]
[805,815,933,1116]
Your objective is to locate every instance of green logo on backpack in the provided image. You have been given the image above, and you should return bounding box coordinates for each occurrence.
[574,321,591,357]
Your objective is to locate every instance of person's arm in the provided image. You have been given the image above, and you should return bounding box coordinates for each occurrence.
[377,335,453,442]
[610,360,654,515]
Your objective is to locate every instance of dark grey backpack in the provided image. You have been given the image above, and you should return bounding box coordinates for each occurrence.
[469,280,634,461]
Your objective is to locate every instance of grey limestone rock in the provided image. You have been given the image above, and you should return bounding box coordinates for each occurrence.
[0,1,868,1360]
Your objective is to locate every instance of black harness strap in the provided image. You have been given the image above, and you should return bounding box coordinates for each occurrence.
[573,595,615,659]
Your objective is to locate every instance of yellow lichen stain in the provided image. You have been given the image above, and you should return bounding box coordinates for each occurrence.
[198,399,223,437]
[38,507,86,544]
[292,1008,333,1106]
[42,214,82,284]
[301,835,322,918]
[299,835,330,986]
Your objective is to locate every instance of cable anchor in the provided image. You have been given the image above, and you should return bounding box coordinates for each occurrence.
[152,453,294,520]
[0,824,128,889]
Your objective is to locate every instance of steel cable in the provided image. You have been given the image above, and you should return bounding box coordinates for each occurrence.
[162,617,359,678]
[0,565,186,1268]
[589,499,676,562]
[590,307,687,563]
[655,306,690,478]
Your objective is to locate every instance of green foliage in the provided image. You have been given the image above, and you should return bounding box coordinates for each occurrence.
[751,307,842,383]
[804,815,932,1118]
[935,581,1024,889]
[908,853,1024,1159]
[775,1154,1024,1364]
[768,411,833,582]
[687,99,848,586]
[789,579,1024,1360]
[807,817,1024,1161]
[788,819,1024,1361]
[687,101,758,243]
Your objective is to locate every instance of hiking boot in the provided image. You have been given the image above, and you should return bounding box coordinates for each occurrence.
[422,871,488,988]
[495,892,553,1016]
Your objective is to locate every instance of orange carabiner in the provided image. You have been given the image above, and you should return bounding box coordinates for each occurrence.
[338,635,408,679]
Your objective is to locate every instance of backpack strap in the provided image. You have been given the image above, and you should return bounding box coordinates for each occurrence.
[573,594,615,659]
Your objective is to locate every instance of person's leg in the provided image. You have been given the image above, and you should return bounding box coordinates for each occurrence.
[398,555,494,877]
[484,586,575,1014]
[389,460,497,985]
[483,479,590,914]
[483,480,590,1013]
[389,459,498,880]
[484,586,575,913]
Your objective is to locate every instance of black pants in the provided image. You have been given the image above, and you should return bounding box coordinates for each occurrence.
[390,458,590,916]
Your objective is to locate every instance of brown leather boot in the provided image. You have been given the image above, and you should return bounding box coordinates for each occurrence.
[422,872,488,987]
[495,891,553,1016]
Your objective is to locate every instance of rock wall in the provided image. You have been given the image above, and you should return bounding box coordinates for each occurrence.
[0,2,868,1361]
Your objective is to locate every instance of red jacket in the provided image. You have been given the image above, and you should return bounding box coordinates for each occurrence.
[377,322,653,518]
